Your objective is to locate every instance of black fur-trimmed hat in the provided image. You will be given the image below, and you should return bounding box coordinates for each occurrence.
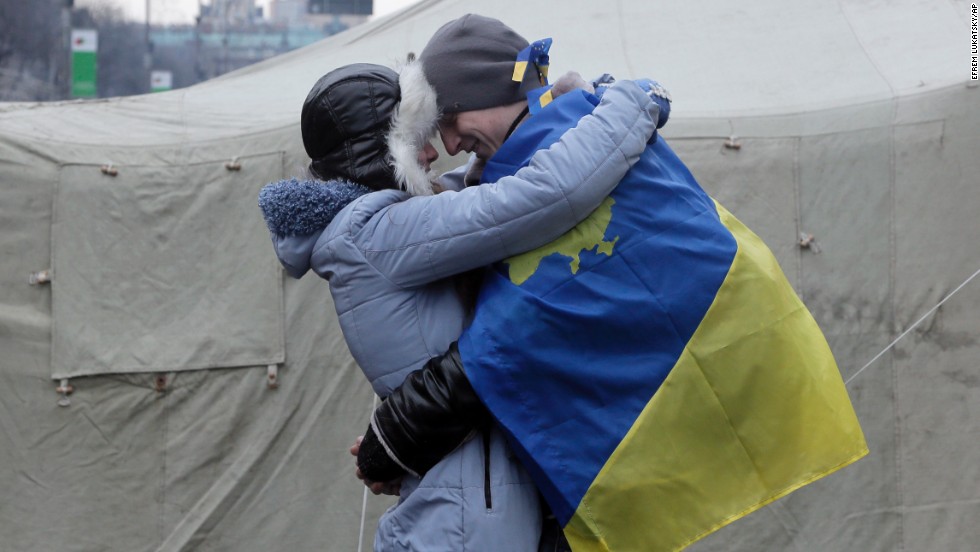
[301,63,401,191]
[303,63,440,196]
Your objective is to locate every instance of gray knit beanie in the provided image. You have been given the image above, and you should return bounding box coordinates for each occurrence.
[418,14,545,113]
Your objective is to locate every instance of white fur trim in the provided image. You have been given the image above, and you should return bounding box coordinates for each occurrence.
[387,60,440,196]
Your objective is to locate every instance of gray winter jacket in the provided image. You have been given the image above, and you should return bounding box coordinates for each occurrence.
[262,81,660,552]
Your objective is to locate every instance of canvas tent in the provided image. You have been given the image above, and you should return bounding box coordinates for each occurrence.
[0,0,977,549]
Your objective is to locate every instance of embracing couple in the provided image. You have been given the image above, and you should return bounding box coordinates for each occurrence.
[259,13,866,552]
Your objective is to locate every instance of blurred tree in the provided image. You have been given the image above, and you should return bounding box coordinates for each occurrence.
[0,1,327,102]
[0,0,64,100]
[0,0,169,101]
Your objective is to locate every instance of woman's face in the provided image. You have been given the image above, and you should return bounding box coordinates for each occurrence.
[417,142,439,171]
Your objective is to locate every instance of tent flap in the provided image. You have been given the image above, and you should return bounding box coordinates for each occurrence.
[51,152,285,378]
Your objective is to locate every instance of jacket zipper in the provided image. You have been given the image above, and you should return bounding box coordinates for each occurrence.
[483,430,492,511]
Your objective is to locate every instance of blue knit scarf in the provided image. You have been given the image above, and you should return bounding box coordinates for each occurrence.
[258,178,373,237]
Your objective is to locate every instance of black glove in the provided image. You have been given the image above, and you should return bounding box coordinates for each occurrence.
[357,343,491,481]
[356,424,406,483]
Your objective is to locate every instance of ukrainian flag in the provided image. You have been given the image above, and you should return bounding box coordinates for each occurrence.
[459,90,867,551]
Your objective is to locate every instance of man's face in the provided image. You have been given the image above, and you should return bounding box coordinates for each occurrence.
[437,103,525,160]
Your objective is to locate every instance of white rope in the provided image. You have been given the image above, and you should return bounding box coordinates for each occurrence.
[356,393,379,552]
[845,266,980,386]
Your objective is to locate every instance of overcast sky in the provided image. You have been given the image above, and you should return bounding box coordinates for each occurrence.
[76,0,418,25]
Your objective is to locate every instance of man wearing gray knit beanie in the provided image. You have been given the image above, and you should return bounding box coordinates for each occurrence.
[388,14,552,188]
[390,13,669,188]
[366,14,858,550]
[372,10,683,550]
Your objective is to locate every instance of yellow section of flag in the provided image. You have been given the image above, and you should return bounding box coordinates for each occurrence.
[565,202,868,552]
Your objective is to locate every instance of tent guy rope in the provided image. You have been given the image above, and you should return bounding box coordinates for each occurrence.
[357,393,378,552]
[846,265,980,386]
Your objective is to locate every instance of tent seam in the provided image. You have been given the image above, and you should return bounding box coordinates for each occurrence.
[886,93,907,552]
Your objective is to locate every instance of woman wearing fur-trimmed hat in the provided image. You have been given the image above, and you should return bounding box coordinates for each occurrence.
[259,58,665,550]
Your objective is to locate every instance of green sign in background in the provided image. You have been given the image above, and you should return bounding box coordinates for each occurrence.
[70,30,98,98]
[71,51,97,98]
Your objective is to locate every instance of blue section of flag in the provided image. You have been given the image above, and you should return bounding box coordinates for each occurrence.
[460,91,738,523]
[480,90,598,184]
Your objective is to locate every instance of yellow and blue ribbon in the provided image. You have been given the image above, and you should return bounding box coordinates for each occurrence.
[526,86,555,114]
[512,38,552,86]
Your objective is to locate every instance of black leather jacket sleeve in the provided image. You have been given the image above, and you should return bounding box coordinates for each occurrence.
[357,342,491,481]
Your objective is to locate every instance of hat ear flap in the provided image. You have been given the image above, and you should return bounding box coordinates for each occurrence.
[387,60,440,197]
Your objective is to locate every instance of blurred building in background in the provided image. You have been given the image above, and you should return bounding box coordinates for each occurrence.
[0,0,374,101]
[154,0,374,84]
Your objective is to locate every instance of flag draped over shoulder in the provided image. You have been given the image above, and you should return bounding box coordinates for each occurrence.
[458,89,868,552]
